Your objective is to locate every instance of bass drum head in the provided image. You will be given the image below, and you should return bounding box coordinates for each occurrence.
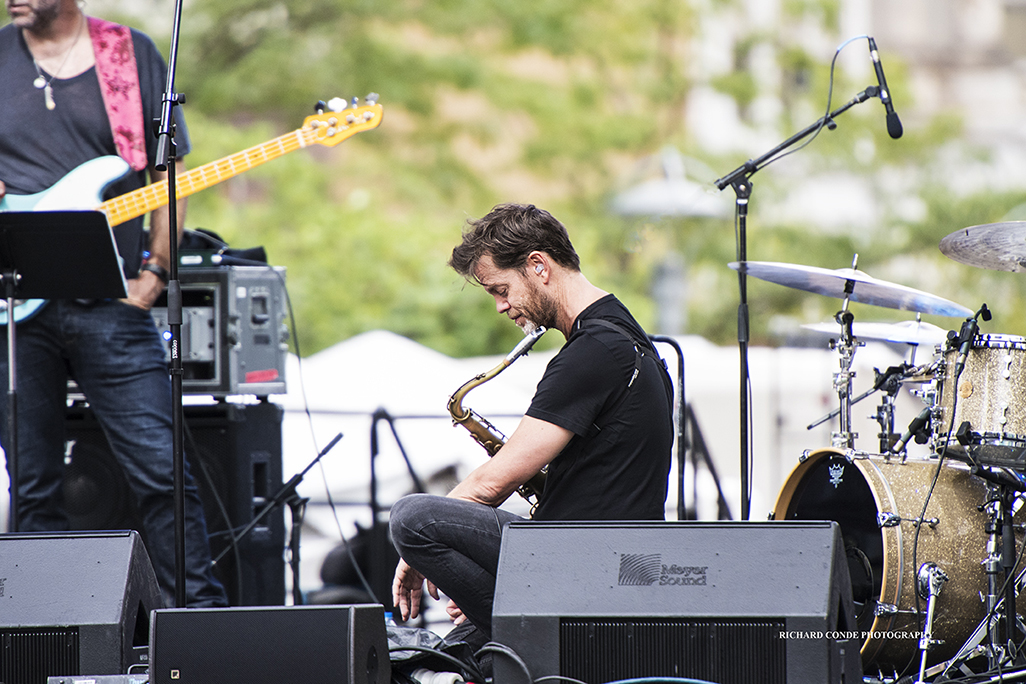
[774,449,883,633]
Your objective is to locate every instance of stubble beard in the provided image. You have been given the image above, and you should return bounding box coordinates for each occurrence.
[8,0,62,32]
[516,286,558,335]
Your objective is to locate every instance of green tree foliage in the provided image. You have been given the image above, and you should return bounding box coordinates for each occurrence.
[171,0,693,356]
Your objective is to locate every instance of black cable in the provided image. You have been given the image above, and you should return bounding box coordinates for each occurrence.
[388,644,485,683]
[185,419,244,604]
[477,642,532,684]
[251,261,377,602]
[758,35,868,171]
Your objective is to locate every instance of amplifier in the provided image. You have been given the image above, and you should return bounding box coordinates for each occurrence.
[66,266,288,397]
[149,605,390,684]
[151,266,288,397]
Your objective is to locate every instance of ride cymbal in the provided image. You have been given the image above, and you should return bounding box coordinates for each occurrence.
[729,261,972,317]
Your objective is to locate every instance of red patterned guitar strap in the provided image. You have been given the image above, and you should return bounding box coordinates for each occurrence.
[88,17,148,172]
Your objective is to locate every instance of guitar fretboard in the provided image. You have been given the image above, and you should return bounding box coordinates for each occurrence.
[100,127,318,227]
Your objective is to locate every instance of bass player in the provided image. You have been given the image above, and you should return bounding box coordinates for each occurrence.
[0,0,226,606]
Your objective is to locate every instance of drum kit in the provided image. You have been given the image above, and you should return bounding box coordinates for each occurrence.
[734,222,1026,682]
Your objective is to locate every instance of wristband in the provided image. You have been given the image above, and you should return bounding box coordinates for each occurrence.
[140,262,170,285]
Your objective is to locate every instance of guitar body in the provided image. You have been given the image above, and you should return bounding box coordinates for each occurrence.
[0,156,132,325]
[0,156,131,212]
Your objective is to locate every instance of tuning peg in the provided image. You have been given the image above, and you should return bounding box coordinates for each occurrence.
[326,97,347,113]
[314,100,326,114]
[365,93,380,105]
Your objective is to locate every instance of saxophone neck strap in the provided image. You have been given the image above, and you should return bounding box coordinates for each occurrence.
[576,318,667,437]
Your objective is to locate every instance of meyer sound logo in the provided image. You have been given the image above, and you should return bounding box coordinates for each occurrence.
[618,554,708,587]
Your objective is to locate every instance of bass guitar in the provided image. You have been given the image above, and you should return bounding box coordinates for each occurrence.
[0,95,384,324]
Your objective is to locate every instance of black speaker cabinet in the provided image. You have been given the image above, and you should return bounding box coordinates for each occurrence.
[63,402,285,606]
[492,521,862,684]
[149,605,390,684]
[0,531,162,684]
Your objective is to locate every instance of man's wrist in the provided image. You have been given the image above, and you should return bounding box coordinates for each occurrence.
[139,262,169,285]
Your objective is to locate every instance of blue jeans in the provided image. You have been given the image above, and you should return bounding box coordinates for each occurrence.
[0,299,227,607]
[390,493,524,638]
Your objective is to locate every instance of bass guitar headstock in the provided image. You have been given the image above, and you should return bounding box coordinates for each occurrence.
[303,94,383,147]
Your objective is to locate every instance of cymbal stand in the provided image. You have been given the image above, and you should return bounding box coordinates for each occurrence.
[939,469,1026,677]
[806,363,907,444]
[830,266,862,450]
[981,475,1023,669]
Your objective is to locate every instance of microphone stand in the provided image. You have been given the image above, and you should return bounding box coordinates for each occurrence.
[369,408,426,608]
[211,433,344,604]
[154,0,187,607]
[713,84,882,520]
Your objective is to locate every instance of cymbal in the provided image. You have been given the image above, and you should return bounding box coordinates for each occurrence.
[729,261,972,318]
[939,222,1026,272]
[802,320,949,346]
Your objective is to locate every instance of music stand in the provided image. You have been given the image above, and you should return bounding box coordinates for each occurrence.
[0,211,127,532]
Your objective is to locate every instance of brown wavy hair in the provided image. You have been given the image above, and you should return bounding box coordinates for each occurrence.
[449,203,581,282]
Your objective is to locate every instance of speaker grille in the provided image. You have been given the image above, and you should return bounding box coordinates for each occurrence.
[559,618,787,684]
[0,628,80,684]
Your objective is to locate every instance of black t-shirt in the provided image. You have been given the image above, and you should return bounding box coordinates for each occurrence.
[526,294,673,521]
[0,23,190,277]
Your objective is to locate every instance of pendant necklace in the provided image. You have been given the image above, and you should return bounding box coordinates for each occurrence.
[31,15,86,111]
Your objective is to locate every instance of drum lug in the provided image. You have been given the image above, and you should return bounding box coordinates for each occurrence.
[874,602,899,616]
[877,511,940,529]
[800,448,867,464]
[879,512,901,528]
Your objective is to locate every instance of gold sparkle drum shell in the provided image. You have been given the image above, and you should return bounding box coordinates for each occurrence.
[773,448,1018,670]
[937,334,1026,467]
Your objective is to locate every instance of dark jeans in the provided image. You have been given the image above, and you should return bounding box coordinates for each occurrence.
[390,493,523,638]
[0,299,227,607]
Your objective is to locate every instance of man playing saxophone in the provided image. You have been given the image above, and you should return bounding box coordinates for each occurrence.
[390,203,674,643]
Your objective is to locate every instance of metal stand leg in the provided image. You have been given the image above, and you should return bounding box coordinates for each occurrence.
[287,494,309,606]
[3,270,19,533]
[917,562,949,683]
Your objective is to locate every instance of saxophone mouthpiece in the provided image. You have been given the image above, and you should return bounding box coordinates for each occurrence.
[505,326,547,363]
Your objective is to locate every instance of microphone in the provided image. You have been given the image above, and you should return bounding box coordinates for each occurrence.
[892,407,931,454]
[868,37,903,139]
[953,304,991,380]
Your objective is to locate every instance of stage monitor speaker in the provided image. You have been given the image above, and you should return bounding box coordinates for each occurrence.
[63,402,285,606]
[149,604,390,684]
[492,521,862,684]
[0,531,162,684]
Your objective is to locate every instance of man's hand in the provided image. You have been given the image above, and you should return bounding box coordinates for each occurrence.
[392,558,439,622]
[0,180,6,200]
[445,599,467,626]
[124,271,165,310]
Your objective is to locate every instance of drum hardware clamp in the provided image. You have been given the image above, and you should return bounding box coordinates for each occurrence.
[878,511,940,529]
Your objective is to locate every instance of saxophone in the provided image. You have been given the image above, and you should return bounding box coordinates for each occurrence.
[448,326,548,503]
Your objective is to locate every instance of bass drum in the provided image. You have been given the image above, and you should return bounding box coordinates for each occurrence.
[773,448,1017,670]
